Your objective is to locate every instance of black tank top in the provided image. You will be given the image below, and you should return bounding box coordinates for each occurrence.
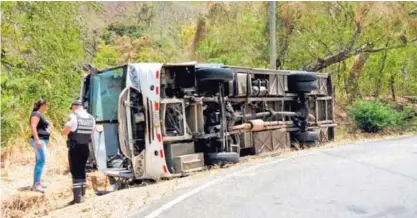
[30,111,50,140]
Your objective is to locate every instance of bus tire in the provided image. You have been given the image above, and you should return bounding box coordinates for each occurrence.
[287,72,318,93]
[291,131,318,147]
[206,152,239,166]
[287,72,317,82]
[196,68,234,83]
[288,81,318,93]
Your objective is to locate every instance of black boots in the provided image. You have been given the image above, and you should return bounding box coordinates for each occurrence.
[69,178,84,205]
[82,179,87,197]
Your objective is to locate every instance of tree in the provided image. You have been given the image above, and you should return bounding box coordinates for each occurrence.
[1,2,96,146]
[197,2,269,66]
[196,2,417,102]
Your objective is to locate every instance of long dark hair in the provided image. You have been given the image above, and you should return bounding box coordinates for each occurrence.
[33,98,47,112]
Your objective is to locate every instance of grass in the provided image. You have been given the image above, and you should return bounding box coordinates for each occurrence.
[0,128,113,218]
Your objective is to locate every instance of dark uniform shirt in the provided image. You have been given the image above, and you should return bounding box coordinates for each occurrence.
[30,111,50,140]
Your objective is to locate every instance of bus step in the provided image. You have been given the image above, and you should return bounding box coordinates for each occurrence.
[173,153,205,173]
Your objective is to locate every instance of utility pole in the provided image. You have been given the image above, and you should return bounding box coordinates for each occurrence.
[269,1,276,70]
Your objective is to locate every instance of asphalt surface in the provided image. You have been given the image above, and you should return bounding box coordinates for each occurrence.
[131,136,417,218]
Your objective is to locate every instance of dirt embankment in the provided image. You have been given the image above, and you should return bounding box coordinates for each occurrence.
[1,145,223,218]
[0,132,105,218]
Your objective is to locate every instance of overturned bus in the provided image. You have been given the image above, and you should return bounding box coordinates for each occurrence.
[80,62,335,184]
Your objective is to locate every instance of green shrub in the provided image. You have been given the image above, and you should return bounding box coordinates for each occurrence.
[401,106,417,130]
[348,99,409,133]
[107,24,145,38]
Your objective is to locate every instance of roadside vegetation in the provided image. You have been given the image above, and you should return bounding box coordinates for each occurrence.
[2,2,417,148]
[1,2,417,218]
[348,98,417,133]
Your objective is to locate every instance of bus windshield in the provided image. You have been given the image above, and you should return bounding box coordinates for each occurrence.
[88,68,124,121]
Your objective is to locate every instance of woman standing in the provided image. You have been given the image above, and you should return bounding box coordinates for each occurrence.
[29,98,50,193]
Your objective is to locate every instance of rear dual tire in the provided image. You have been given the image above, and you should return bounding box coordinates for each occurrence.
[287,72,318,93]
[291,131,319,148]
[205,152,239,166]
[196,68,234,83]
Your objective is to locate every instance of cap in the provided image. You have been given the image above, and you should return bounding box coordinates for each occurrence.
[70,100,82,109]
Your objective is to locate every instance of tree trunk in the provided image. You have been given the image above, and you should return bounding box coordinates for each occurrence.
[341,61,350,99]
[390,73,396,102]
[374,50,388,97]
[347,52,370,103]
[268,1,276,70]
[277,4,294,70]
[191,16,207,60]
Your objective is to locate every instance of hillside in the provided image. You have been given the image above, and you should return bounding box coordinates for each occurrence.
[1,2,417,217]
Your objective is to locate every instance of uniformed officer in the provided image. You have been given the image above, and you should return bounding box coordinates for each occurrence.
[63,100,95,204]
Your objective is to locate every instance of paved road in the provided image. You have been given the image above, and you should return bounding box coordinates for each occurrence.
[131,136,417,218]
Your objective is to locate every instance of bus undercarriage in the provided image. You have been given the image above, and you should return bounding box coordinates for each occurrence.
[80,62,335,189]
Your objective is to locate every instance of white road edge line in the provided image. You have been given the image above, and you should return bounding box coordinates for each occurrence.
[143,151,316,218]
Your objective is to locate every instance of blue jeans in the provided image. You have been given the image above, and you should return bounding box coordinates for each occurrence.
[30,138,48,184]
